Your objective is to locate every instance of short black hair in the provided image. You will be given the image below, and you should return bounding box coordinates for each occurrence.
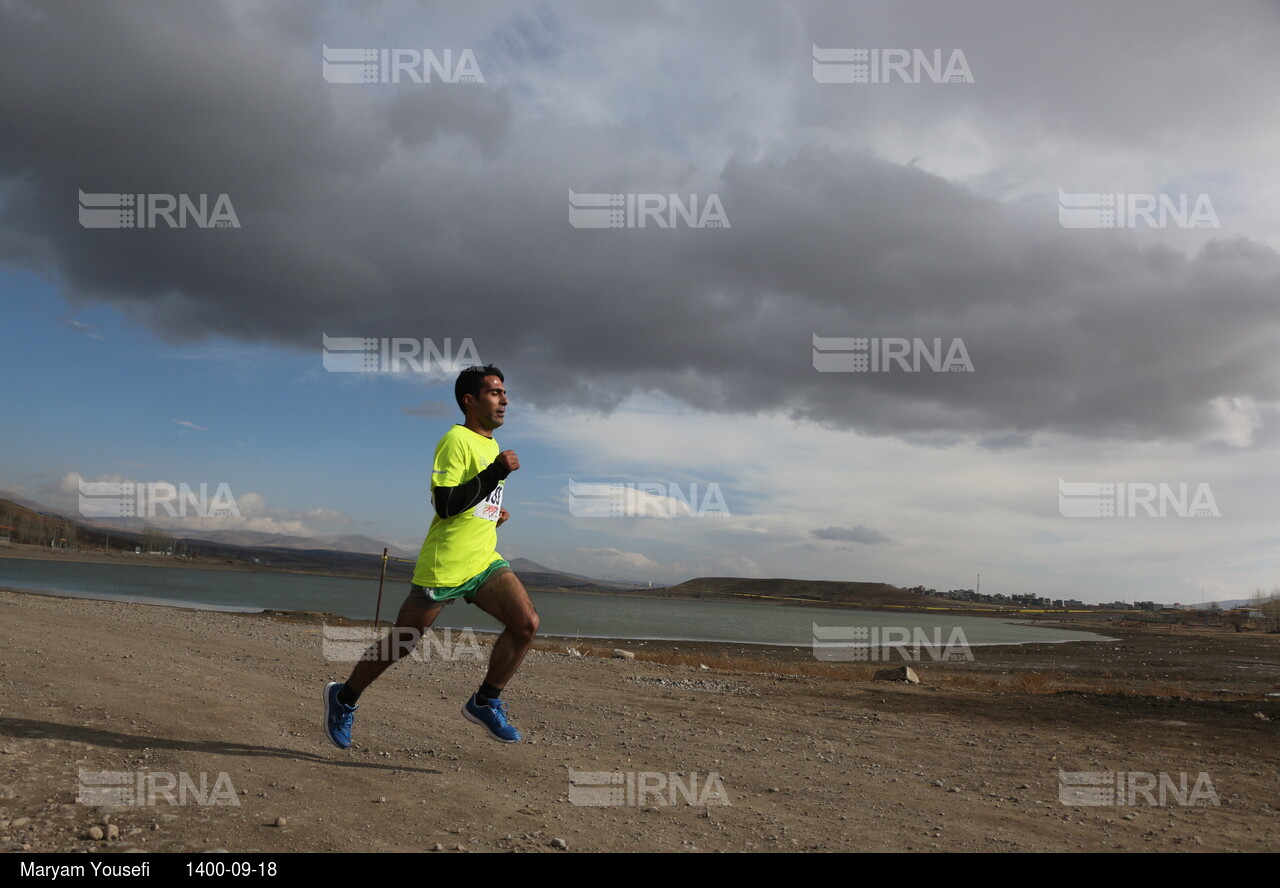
[454,364,504,413]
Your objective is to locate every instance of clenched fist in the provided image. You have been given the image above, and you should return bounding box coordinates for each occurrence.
[496,450,520,473]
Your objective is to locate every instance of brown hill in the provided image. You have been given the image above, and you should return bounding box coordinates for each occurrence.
[667,576,924,607]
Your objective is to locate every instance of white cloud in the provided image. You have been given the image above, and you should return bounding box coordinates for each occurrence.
[521,398,1280,600]
[25,473,351,538]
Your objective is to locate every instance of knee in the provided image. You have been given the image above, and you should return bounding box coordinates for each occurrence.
[510,608,539,642]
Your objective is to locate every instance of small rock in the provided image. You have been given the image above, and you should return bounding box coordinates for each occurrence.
[551,837,567,849]
[612,649,635,660]
[932,779,944,787]
[432,843,444,851]
[1253,712,1270,721]
[12,817,31,828]
[273,817,287,827]
[88,826,104,841]
[455,844,465,851]
[375,796,387,803]
[107,824,119,840]
[699,664,709,671]
[0,787,15,799]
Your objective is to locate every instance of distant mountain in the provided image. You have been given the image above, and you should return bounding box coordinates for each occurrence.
[0,494,634,589]
[505,557,643,592]
[0,491,417,559]
[154,529,416,559]
[0,490,70,517]
[1187,598,1263,610]
[508,557,555,573]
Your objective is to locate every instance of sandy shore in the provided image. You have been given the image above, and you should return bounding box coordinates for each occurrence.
[0,588,1276,853]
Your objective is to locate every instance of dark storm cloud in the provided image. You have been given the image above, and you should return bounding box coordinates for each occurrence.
[811,525,892,545]
[3,0,1279,444]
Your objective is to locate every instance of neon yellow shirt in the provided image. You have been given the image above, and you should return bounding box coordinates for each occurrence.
[412,425,504,587]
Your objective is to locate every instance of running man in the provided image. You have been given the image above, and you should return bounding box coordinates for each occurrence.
[324,365,539,746]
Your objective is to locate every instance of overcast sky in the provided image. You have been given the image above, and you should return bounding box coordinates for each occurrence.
[3,0,1279,603]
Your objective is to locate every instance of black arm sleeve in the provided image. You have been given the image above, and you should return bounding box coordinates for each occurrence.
[432,460,510,520]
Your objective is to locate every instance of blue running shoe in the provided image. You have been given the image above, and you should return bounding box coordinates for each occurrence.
[462,694,521,743]
[324,681,357,749]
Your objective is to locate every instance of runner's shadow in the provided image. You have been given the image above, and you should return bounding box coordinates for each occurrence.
[0,717,443,775]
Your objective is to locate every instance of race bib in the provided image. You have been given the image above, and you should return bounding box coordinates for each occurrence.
[473,482,504,522]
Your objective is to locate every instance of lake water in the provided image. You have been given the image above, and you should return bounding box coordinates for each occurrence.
[0,557,1111,648]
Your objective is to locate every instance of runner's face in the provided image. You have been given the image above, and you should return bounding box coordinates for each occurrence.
[469,376,508,430]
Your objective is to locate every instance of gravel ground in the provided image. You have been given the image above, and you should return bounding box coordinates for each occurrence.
[0,588,1276,853]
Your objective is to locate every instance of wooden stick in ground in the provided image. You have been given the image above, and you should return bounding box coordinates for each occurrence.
[374,547,388,628]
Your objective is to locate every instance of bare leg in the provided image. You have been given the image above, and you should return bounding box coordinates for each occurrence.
[344,590,444,696]
[469,571,539,691]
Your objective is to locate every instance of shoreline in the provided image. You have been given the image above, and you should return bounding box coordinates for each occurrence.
[3,584,1274,699]
[0,583,1114,651]
[0,547,1144,620]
